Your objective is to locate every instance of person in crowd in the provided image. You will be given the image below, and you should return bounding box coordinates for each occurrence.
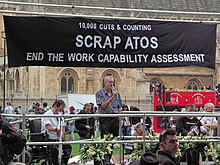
[0,118,26,165]
[129,152,159,165]
[169,109,178,129]
[176,104,206,136]
[157,129,179,165]
[129,106,141,135]
[75,103,95,149]
[35,102,40,108]
[0,118,13,165]
[89,102,95,113]
[27,102,35,114]
[93,105,100,138]
[201,86,207,90]
[13,106,23,129]
[121,104,131,136]
[89,102,95,137]
[42,102,50,112]
[129,106,141,125]
[96,75,122,165]
[133,122,150,138]
[10,121,22,134]
[14,106,22,115]
[169,86,174,91]
[68,106,76,141]
[0,106,3,114]
[41,99,72,165]
[133,122,144,137]
[200,102,218,136]
[0,118,7,164]
[145,116,152,133]
[34,106,44,114]
[199,107,204,112]
[4,102,14,122]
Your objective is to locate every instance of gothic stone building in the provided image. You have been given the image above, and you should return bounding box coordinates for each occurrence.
[0,0,220,111]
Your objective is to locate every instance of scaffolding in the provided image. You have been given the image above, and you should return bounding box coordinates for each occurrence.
[0,1,220,23]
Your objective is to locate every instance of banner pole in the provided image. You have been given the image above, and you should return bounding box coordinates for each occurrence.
[2,31,6,109]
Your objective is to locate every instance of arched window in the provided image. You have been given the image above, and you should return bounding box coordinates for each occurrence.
[185,78,202,90]
[6,70,14,95]
[60,69,77,94]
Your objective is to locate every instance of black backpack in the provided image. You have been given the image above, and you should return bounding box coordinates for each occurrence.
[1,121,27,155]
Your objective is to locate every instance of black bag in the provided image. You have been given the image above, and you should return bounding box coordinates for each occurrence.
[0,142,14,165]
[2,121,27,155]
[30,132,49,142]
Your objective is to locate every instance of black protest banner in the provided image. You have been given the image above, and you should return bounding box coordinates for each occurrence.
[4,16,216,68]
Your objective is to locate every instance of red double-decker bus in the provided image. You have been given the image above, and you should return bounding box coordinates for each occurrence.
[153,89,220,133]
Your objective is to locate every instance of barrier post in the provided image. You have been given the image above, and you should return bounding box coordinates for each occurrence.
[22,114,26,163]
[142,113,146,153]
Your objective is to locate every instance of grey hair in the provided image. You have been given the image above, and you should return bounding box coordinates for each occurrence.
[104,75,113,83]
[204,102,214,110]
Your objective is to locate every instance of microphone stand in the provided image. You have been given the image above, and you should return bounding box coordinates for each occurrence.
[58,111,64,165]
[154,85,167,130]
[121,117,125,165]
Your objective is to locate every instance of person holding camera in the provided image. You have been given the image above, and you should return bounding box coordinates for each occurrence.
[176,104,206,136]
[200,102,218,136]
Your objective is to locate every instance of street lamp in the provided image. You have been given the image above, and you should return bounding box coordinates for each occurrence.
[1,31,6,109]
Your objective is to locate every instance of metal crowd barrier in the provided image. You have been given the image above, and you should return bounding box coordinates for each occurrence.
[1,112,220,164]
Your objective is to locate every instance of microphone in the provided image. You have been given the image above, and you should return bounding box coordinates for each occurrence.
[112,86,118,100]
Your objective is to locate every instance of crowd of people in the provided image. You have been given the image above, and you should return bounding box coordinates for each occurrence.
[0,75,219,165]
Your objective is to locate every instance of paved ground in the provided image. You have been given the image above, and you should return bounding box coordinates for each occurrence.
[67,155,123,165]
[67,155,215,165]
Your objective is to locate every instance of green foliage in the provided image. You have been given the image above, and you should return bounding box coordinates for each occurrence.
[178,134,209,153]
[126,134,211,162]
[126,134,159,162]
[204,142,220,165]
[79,134,119,164]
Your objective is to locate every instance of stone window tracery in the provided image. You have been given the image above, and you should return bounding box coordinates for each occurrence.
[60,69,76,94]
[185,78,202,90]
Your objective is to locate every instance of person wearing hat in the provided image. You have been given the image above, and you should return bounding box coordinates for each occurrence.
[157,129,179,165]
[129,152,159,165]
[68,106,76,141]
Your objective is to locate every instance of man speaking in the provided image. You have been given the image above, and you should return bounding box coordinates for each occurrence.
[96,75,122,165]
